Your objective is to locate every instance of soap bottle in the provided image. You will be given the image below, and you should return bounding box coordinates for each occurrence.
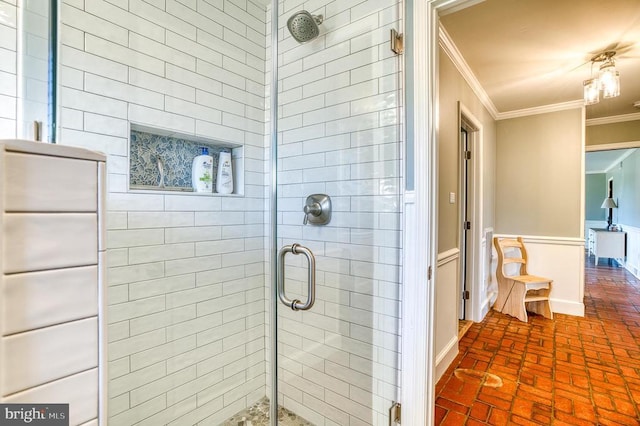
[216,151,233,194]
[192,147,213,192]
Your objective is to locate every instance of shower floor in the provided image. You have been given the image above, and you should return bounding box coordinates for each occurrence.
[222,397,313,425]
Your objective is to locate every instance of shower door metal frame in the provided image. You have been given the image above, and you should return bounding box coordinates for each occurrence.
[268,0,280,423]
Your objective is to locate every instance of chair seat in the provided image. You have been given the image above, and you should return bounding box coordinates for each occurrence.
[510,275,552,287]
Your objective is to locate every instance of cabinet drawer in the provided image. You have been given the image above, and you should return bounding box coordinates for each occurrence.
[1,318,98,396]
[2,266,98,335]
[4,369,98,425]
[3,213,97,274]
[3,152,98,212]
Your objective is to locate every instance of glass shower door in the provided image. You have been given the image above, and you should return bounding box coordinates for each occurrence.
[273,0,404,424]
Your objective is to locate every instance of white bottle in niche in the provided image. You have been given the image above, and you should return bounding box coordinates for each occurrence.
[192,147,213,192]
[216,151,233,194]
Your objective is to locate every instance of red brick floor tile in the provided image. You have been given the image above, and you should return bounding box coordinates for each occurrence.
[487,408,509,426]
[440,410,467,425]
[435,255,640,425]
[469,401,491,422]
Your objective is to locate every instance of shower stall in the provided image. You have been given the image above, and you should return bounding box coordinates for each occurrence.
[9,0,407,424]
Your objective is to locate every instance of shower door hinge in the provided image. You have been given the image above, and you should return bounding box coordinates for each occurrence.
[464,150,471,160]
[462,290,470,300]
[428,266,432,280]
[390,29,404,54]
[389,401,401,425]
[464,221,471,230]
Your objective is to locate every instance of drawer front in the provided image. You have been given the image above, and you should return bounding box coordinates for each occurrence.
[1,318,98,396]
[2,266,98,335]
[3,152,98,212]
[4,369,98,425]
[3,213,97,274]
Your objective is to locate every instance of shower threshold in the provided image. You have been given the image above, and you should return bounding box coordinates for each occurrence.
[223,397,314,425]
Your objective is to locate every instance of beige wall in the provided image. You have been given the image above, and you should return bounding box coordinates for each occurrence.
[586,120,640,146]
[495,108,583,238]
[438,48,496,253]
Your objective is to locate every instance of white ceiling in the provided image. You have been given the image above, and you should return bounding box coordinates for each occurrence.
[440,0,640,119]
[586,149,636,173]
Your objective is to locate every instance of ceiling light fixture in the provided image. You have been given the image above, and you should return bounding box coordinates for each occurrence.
[583,51,621,106]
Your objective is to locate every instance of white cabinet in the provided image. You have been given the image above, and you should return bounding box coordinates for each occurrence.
[0,140,106,425]
[588,228,626,264]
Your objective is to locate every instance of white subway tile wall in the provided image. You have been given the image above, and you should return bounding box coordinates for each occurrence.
[58,0,269,424]
[276,0,402,424]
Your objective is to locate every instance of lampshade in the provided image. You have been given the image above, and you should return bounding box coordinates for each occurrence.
[583,78,600,105]
[601,197,618,209]
[602,70,620,98]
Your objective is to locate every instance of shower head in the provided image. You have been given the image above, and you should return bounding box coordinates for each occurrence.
[287,10,323,43]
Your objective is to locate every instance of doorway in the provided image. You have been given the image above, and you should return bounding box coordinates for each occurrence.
[457,105,484,327]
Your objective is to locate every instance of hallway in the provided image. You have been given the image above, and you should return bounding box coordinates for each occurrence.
[435,257,640,425]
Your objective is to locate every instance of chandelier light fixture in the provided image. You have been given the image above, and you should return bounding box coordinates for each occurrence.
[583,51,621,105]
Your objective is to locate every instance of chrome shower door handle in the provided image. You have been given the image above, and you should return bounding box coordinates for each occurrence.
[277,243,316,311]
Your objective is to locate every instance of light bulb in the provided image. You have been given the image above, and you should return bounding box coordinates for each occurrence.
[583,78,599,105]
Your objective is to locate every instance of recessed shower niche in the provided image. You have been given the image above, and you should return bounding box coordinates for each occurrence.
[128,124,244,196]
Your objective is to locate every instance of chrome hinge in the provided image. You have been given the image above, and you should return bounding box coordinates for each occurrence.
[462,290,470,300]
[464,150,471,160]
[389,401,401,425]
[428,266,432,280]
[464,221,471,230]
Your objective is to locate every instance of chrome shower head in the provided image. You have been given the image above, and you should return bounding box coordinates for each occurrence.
[287,10,323,43]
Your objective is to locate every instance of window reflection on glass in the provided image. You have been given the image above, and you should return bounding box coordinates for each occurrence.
[18,0,55,142]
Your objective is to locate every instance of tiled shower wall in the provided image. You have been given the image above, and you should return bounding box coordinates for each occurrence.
[276,0,403,424]
[58,0,269,424]
[0,0,17,138]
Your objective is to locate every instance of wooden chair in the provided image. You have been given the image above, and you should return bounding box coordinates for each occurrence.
[493,236,553,322]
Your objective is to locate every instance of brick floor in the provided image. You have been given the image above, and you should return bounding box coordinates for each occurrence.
[435,255,640,425]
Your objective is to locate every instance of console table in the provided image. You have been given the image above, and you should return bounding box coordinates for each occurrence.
[588,228,626,265]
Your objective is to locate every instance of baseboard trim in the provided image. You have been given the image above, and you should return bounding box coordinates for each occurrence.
[435,335,458,382]
[550,299,585,317]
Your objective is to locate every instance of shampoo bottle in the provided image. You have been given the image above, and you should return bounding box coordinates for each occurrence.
[192,147,213,192]
[216,151,233,194]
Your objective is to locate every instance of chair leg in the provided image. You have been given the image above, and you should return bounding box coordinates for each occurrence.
[503,282,528,322]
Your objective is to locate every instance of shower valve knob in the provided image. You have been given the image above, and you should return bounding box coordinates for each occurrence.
[304,202,322,217]
[303,194,331,226]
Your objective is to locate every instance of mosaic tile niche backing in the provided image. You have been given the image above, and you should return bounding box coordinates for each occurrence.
[129,129,232,192]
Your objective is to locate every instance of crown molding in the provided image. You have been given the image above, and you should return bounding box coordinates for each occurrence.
[586,112,640,126]
[586,140,640,152]
[438,24,499,120]
[495,100,585,120]
[438,0,486,16]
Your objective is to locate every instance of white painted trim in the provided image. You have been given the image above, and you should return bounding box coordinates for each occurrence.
[400,0,438,424]
[581,107,586,244]
[434,335,458,381]
[618,223,640,280]
[586,141,640,152]
[550,299,585,317]
[458,103,485,323]
[493,233,585,246]
[586,112,640,126]
[438,25,499,119]
[437,248,460,265]
[438,0,486,16]
[496,100,585,121]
